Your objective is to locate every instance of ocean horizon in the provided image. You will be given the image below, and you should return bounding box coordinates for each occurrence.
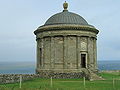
[0,60,120,74]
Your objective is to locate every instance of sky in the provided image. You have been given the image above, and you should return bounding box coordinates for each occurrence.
[0,0,120,62]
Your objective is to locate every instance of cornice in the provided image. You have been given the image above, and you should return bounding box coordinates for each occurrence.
[34,24,99,35]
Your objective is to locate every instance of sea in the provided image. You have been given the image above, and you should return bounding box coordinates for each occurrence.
[0,60,120,74]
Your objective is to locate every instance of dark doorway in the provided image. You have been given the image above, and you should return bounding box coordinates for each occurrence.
[81,54,86,68]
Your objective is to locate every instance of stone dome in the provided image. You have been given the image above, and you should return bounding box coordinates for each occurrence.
[45,10,89,26]
[44,1,91,26]
[34,2,98,34]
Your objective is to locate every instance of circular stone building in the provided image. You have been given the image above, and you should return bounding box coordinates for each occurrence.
[34,2,99,79]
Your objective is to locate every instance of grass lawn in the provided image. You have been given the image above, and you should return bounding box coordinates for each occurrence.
[0,72,120,90]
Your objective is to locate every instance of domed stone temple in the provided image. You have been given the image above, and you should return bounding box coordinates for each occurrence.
[34,2,101,80]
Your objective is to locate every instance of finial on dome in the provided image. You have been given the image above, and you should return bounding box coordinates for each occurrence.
[63,1,68,11]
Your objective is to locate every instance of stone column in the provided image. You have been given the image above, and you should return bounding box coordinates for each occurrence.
[50,37,55,69]
[41,38,44,68]
[94,38,97,69]
[88,37,94,69]
[63,36,68,69]
[77,36,81,69]
[37,40,40,68]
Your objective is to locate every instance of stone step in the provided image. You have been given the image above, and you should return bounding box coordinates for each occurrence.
[89,73,105,81]
[82,69,105,81]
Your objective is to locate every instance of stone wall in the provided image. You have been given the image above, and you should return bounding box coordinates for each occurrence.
[0,72,85,84]
[0,74,38,84]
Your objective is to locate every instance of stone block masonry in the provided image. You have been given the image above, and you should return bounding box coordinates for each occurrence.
[0,72,85,84]
[0,74,39,84]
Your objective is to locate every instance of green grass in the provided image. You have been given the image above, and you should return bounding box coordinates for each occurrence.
[0,72,120,90]
[99,72,120,80]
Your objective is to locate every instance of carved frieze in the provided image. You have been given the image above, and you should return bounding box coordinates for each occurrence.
[81,37,87,51]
